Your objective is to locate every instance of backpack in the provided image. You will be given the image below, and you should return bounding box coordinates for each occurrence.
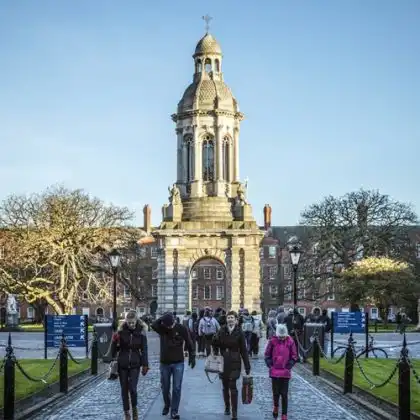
[242,316,254,333]
[202,317,217,335]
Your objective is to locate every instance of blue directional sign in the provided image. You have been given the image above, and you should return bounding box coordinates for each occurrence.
[333,311,366,334]
[45,315,88,348]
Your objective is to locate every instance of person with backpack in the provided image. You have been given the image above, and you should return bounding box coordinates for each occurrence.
[187,312,199,353]
[250,310,263,358]
[266,310,278,339]
[276,306,286,324]
[241,309,254,356]
[197,308,205,357]
[199,308,220,356]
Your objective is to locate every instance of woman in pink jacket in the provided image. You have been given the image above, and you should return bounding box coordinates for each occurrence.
[264,323,297,419]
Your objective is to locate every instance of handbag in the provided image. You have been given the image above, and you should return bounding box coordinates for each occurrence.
[241,375,253,404]
[204,352,224,383]
[108,360,119,380]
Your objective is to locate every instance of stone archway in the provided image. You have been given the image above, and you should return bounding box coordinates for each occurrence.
[189,256,227,312]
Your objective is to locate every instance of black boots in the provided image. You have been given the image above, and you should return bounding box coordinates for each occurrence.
[223,388,231,415]
[230,389,238,420]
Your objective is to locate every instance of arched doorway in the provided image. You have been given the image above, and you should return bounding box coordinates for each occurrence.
[189,257,227,312]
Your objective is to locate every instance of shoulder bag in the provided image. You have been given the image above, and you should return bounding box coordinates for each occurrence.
[204,351,224,383]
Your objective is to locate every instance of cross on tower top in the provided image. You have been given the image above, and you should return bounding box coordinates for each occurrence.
[202,14,213,33]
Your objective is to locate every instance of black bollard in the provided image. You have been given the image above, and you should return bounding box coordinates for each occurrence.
[343,333,354,394]
[312,335,320,376]
[59,334,68,394]
[398,334,410,419]
[3,333,15,420]
[91,330,98,375]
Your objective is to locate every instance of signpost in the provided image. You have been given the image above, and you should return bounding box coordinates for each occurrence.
[44,315,88,359]
[333,311,366,334]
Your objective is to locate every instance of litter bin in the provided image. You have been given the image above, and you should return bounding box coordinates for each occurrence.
[94,323,114,362]
[303,323,325,358]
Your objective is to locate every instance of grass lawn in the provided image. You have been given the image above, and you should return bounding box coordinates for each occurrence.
[0,358,91,407]
[319,358,420,414]
[368,324,417,333]
[20,324,94,333]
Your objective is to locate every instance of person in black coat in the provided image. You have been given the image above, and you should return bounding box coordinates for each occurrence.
[111,310,149,420]
[212,310,251,420]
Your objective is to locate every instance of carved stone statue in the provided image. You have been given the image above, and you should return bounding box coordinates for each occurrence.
[168,183,181,205]
[236,182,248,205]
[6,294,17,315]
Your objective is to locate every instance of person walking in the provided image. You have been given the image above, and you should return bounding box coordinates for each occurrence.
[264,324,298,419]
[250,310,263,358]
[187,312,199,353]
[151,312,196,419]
[111,310,149,420]
[241,309,254,356]
[276,306,286,324]
[266,310,278,339]
[197,308,206,357]
[199,307,220,357]
[285,308,304,362]
[213,311,251,420]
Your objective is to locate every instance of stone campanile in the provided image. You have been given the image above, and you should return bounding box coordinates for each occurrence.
[153,23,263,315]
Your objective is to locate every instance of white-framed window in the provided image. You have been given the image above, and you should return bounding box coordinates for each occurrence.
[216,269,224,280]
[269,265,277,279]
[152,269,158,279]
[268,246,276,258]
[27,306,35,320]
[416,243,420,259]
[96,307,104,317]
[297,282,305,299]
[82,307,90,316]
[216,285,224,300]
[204,268,211,279]
[192,285,199,300]
[150,247,158,259]
[284,283,292,300]
[298,307,306,316]
[152,285,158,297]
[137,306,145,315]
[283,264,291,279]
[123,286,131,300]
[191,269,197,279]
[259,248,264,258]
[269,285,278,298]
[327,279,335,301]
[204,285,211,300]
[370,307,379,320]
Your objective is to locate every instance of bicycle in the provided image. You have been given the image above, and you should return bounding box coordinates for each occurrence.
[332,334,388,359]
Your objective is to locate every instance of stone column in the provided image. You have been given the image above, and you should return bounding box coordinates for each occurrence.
[230,247,241,310]
[216,125,223,180]
[182,145,188,183]
[176,129,183,183]
[233,128,240,182]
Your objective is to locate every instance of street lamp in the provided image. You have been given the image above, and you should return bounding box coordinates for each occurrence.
[289,245,302,308]
[109,248,121,330]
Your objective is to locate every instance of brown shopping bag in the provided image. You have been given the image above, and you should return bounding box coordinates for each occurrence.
[241,375,253,404]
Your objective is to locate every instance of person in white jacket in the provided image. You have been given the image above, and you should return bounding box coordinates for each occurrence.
[198,308,220,356]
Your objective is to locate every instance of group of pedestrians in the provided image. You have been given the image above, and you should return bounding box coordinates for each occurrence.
[110,307,298,420]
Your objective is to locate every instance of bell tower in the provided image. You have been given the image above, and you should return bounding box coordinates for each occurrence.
[154,18,263,315]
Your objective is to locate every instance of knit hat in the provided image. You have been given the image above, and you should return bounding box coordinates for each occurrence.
[161,312,175,328]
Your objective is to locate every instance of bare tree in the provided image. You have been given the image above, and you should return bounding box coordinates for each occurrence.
[299,189,418,310]
[0,185,135,314]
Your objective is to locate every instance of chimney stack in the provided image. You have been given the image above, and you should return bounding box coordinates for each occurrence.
[143,205,151,233]
[263,204,272,230]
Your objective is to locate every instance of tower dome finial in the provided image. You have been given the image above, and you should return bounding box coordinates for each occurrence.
[202,14,213,34]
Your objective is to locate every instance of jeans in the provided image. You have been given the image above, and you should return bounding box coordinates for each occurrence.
[118,368,140,412]
[204,334,214,356]
[160,362,185,414]
[250,333,259,355]
[272,377,290,415]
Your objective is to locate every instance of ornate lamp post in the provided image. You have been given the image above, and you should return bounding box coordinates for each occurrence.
[289,245,302,308]
[109,248,121,331]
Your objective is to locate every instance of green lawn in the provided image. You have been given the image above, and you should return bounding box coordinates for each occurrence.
[0,358,91,407]
[368,324,417,333]
[20,324,94,333]
[319,358,420,414]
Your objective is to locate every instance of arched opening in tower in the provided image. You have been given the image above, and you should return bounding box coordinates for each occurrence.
[204,58,212,73]
[202,136,215,181]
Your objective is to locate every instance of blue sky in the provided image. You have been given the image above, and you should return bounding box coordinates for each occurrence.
[1,1,419,227]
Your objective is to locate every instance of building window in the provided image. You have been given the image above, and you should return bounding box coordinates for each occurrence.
[191,269,197,279]
[192,285,199,300]
[184,135,194,182]
[327,279,335,301]
[96,307,104,317]
[27,306,35,320]
[152,285,158,297]
[204,268,211,279]
[216,285,224,300]
[298,307,306,317]
[150,247,158,258]
[259,248,264,258]
[370,307,379,319]
[204,57,212,73]
[215,58,220,72]
[269,265,277,279]
[283,264,291,279]
[204,285,211,300]
[284,283,292,301]
[222,137,230,181]
[268,246,276,258]
[297,281,305,299]
[152,269,158,279]
[137,307,145,315]
[123,286,131,300]
[269,285,278,298]
[82,307,90,316]
[216,269,224,280]
[202,136,215,181]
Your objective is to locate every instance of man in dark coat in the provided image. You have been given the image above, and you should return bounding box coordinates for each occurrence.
[213,310,251,420]
[152,312,196,420]
[285,308,304,362]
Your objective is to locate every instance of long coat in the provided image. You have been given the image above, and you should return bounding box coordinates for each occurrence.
[212,325,251,380]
